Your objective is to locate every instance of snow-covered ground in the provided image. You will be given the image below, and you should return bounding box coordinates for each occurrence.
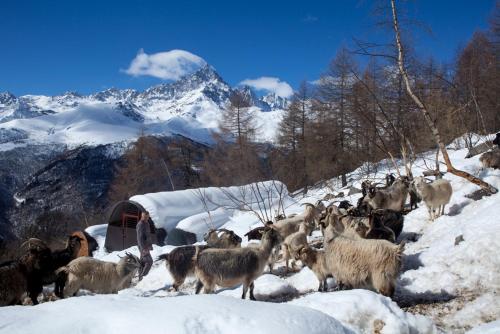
[1,135,499,334]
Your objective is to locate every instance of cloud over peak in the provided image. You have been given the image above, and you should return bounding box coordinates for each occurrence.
[240,77,293,98]
[124,49,206,80]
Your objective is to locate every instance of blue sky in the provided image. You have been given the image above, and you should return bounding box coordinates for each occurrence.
[0,0,496,96]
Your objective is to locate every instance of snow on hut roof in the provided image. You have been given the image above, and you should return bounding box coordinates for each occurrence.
[129,180,289,231]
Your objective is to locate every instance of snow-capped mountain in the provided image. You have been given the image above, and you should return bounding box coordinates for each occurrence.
[0,65,287,148]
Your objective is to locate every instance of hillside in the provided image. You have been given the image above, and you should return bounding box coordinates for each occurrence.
[1,136,498,333]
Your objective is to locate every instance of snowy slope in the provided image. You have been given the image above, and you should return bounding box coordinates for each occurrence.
[1,135,499,333]
[0,66,286,149]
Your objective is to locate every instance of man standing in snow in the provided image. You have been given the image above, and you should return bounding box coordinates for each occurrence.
[136,210,153,281]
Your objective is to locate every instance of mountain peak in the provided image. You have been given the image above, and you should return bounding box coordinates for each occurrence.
[0,92,17,105]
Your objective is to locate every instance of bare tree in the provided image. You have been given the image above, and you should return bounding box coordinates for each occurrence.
[390,0,497,194]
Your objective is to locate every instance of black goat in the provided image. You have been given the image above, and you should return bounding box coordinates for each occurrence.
[338,200,353,210]
[0,239,52,306]
[493,132,499,148]
[244,222,273,241]
[44,235,83,298]
[371,209,404,239]
[385,173,396,187]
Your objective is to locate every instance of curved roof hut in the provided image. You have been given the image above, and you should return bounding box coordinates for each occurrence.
[104,181,289,251]
[104,200,158,252]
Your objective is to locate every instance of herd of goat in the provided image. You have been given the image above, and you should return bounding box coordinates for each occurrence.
[1,143,498,306]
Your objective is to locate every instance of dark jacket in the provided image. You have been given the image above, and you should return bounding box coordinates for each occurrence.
[136,219,153,254]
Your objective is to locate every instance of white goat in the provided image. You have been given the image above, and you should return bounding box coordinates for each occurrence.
[57,252,141,297]
[281,222,312,273]
[323,220,404,296]
[413,176,453,221]
[273,201,324,239]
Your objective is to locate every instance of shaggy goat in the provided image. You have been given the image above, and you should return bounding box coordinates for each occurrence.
[0,239,52,306]
[480,149,500,169]
[57,252,141,297]
[363,177,410,213]
[324,221,404,297]
[413,176,453,221]
[157,230,241,291]
[298,246,330,292]
[194,228,282,300]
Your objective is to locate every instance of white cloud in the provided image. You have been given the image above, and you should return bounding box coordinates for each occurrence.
[124,49,206,80]
[240,77,293,98]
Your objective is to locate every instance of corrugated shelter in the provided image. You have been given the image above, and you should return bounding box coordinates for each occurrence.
[104,181,289,251]
[104,200,158,252]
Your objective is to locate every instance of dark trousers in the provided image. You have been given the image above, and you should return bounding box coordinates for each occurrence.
[139,252,153,279]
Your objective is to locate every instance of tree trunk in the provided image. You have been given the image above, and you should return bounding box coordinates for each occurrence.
[390,0,497,194]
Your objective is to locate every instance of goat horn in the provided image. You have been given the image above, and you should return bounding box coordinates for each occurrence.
[21,238,48,250]
[300,202,315,207]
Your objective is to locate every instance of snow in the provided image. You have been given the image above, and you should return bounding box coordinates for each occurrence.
[130,180,289,232]
[0,295,348,334]
[0,67,287,148]
[467,320,500,334]
[290,290,435,334]
[2,134,500,333]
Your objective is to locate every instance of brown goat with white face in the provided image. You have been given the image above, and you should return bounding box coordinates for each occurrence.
[194,228,282,300]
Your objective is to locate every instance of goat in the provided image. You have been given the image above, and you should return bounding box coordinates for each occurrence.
[385,173,396,187]
[82,231,98,256]
[326,211,396,243]
[361,180,372,197]
[271,201,323,239]
[480,149,500,169]
[413,176,453,221]
[371,209,404,239]
[365,215,396,243]
[42,235,83,298]
[493,133,499,148]
[244,226,267,241]
[193,228,282,300]
[298,246,330,292]
[363,177,410,213]
[324,220,404,297]
[0,239,52,306]
[338,200,353,210]
[281,222,311,274]
[158,230,241,291]
[408,181,422,210]
[204,229,242,248]
[56,252,141,297]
